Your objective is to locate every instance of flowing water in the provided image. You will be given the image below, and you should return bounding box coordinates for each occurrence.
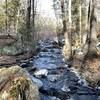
[21,39,100,100]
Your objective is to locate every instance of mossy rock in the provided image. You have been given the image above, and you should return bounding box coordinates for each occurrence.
[2,45,23,56]
[0,66,40,100]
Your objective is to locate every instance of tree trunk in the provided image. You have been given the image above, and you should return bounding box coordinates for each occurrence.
[63,0,72,61]
[61,0,67,33]
[26,0,32,43]
[32,0,35,39]
[57,0,67,45]
[5,0,8,34]
[16,8,20,36]
[32,0,37,47]
[26,0,31,35]
[69,0,72,29]
[87,0,97,55]
[68,0,72,59]
[79,4,82,45]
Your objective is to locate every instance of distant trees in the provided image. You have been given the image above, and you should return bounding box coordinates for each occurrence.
[53,0,63,43]
[0,0,38,54]
[0,0,99,57]
[81,0,98,57]
[3,0,20,34]
[53,0,99,62]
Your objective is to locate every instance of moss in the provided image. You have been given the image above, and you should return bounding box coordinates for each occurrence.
[10,76,29,99]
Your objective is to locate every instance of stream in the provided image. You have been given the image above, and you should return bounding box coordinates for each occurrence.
[20,39,100,100]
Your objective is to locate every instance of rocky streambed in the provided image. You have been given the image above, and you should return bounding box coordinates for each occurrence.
[0,39,100,100]
[19,39,100,100]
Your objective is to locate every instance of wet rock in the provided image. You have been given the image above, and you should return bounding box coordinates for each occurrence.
[39,52,51,57]
[31,76,43,88]
[97,87,100,89]
[39,87,70,99]
[26,66,37,73]
[0,66,40,100]
[78,79,86,86]
[50,96,60,100]
[2,45,23,56]
[61,85,70,92]
[67,98,74,100]
[97,96,100,100]
[33,57,58,69]
[50,49,60,54]
[58,40,64,47]
[40,94,51,100]
[76,86,95,95]
[52,40,58,45]
[20,61,33,68]
[36,46,41,52]
[34,69,48,78]
[47,75,61,82]
[41,48,48,52]
[47,64,58,69]
[72,94,98,100]
[50,49,55,53]
[63,64,69,68]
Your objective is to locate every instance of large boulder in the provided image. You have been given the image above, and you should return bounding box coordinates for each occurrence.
[0,66,40,100]
[2,45,23,56]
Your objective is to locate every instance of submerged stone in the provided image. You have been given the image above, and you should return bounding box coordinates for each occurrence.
[31,76,43,88]
[47,75,61,82]
[61,85,70,92]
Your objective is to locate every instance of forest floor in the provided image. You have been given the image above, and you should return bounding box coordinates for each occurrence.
[0,51,35,66]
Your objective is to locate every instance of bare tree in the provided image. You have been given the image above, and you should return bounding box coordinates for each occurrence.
[24,0,33,47]
[32,0,35,41]
[26,0,31,34]
[86,0,97,56]
[79,3,82,45]
[5,0,8,34]
[63,0,72,61]
[61,0,67,33]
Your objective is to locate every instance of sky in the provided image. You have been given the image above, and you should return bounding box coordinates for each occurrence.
[37,0,56,19]
[0,0,56,19]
